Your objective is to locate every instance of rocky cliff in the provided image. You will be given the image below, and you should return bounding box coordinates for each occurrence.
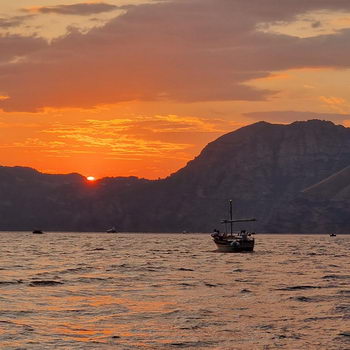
[135,119,350,233]
[0,120,349,233]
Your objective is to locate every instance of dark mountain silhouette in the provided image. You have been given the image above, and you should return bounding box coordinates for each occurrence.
[302,165,350,200]
[0,119,349,233]
[271,164,350,234]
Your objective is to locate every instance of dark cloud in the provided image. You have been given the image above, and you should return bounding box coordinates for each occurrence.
[0,15,34,28]
[2,0,350,111]
[244,111,350,124]
[24,3,121,16]
[312,21,322,28]
[0,35,48,64]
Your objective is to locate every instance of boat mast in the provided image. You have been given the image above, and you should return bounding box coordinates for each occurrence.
[229,200,233,234]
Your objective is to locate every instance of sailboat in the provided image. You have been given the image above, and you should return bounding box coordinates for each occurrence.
[211,200,256,252]
[106,226,117,233]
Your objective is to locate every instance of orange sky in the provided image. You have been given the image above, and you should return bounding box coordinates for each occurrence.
[1,1,350,179]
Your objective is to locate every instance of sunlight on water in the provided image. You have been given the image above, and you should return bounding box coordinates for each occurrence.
[0,232,349,349]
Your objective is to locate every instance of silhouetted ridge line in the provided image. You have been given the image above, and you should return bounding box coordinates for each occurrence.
[0,119,349,233]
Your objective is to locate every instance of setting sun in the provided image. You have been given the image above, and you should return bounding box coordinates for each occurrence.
[86,176,96,181]
[1,0,350,180]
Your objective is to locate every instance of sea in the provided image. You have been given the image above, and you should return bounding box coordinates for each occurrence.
[0,232,349,350]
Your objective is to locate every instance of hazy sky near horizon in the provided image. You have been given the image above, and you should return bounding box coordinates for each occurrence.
[1,0,350,179]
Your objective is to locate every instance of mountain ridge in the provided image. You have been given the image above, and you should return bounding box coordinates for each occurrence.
[0,119,349,233]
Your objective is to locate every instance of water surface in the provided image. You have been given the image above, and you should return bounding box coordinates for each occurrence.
[0,233,349,349]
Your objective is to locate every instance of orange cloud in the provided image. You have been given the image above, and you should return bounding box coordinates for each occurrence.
[24,3,120,16]
[253,73,290,81]
[319,96,346,105]
[4,1,350,112]
[0,105,240,178]
[40,115,229,159]
[2,1,350,111]
[319,95,349,113]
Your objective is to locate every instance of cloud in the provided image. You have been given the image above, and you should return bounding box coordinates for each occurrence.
[319,96,346,105]
[24,3,121,16]
[0,15,34,29]
[311,21,322,29]
[244,110,350,124]
[319,96,349,113]
[34,114,239,161]
[2,0,350,111]
[0,34,48,64]
[40,117,195,158]
[42,114,229,139]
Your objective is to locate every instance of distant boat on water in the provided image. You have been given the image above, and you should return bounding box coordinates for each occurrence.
[211,200,256,252]
[106,227,117,233]
[32,230,44,234]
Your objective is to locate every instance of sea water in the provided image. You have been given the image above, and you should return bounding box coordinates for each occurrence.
[0,233,349,349]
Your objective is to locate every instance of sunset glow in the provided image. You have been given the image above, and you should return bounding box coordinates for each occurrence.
[0,1,350,178]
[86,176,96,181]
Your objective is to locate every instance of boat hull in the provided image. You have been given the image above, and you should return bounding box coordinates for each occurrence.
[214,238,254,252]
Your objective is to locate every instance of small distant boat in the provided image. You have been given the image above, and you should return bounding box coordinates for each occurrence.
[106,227,117,233]
[211,200,256,252]
[32,230,44,234]
[329,233,336,237]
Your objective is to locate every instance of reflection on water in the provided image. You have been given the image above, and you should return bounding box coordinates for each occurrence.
[0,232,349,349]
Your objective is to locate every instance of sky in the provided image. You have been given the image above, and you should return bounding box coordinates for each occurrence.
[1,0,350,179]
